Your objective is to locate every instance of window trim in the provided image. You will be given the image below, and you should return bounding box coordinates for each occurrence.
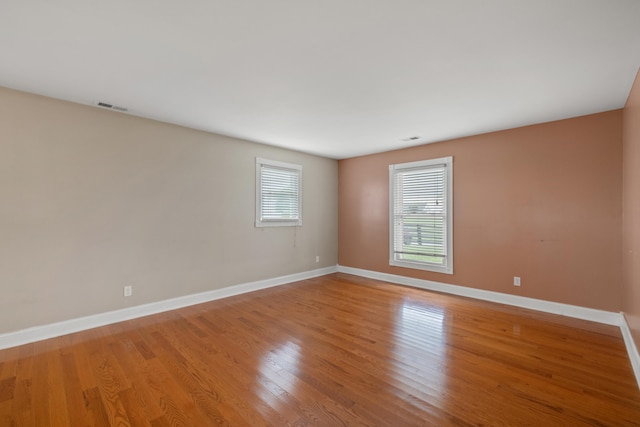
[256,157,302,227]
[389,156,453,274]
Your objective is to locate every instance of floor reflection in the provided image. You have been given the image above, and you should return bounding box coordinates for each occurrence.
[393,298,448,400]
[255,340,301,412]
[399,300,445,334]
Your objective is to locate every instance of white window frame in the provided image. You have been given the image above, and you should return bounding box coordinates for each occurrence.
[256,157,302,227]
[389,156,453,274]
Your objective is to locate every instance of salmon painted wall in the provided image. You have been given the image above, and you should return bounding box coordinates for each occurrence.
[339,111,623,311]
[623,69,640,346]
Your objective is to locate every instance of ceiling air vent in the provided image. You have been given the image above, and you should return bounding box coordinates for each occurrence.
[95,101,128,112]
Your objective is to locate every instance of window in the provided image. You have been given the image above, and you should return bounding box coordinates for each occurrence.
[389,156,453,274]
[256,157,302,227]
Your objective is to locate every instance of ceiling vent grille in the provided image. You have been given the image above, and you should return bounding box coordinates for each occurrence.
[401,136,421,142]
[95,101,128,112]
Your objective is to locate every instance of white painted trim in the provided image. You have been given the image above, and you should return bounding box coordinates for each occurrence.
[0,266,337,350]
[337,265,623,326]
[620,314,640,390]
[389,156,453,275]
[256,157,303,227]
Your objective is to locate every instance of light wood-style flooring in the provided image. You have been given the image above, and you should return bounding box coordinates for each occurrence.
[1,273,639,426]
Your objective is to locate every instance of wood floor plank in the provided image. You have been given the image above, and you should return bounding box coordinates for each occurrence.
[107,334,166,424]
[86,338,132,426]
[1,273,639,426]
[60,351,93,427]
[46,348,70,425]
[152,314,301,426]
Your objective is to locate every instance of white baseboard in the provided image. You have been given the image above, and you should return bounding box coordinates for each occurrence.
[620,314,640,389]
[337,265,640,389]
[337,265,622,325]
[0,266,337,350]
[4,263,639,390]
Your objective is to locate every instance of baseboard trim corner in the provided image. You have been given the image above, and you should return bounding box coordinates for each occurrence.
[620,314,640,390]
[0,265,338,350]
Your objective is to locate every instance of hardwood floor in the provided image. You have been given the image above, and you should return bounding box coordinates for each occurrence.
[1,273,639,426]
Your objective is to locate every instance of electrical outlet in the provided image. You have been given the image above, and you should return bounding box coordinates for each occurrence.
[124,285,132,297]
[513,276,521,287]
[316,255,320,263]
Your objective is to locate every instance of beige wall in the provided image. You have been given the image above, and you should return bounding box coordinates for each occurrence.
[0,86,338,334]
[339,111,623,311]
[623,69,640,347]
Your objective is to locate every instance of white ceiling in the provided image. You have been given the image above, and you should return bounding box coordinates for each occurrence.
[1,1,639,159]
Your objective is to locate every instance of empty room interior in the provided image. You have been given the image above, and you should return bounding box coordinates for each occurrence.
[2,1,640,425]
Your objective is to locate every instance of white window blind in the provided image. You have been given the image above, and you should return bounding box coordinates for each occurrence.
[389,157,453,274]
[256,158,302,227]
